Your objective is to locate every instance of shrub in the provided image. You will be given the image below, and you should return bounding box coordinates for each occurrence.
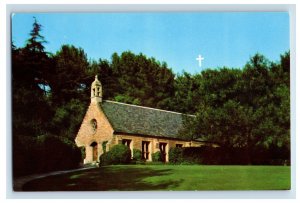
[99,152,111,166]
[13,135,82,177]
[151,151,162,162]
[132,149,142,161]
[37,135,82,172]
[169,147,184,164]
[99,144,131,166]
[182,146,223,164]
[168,146,222,165]
[182,147,206,164]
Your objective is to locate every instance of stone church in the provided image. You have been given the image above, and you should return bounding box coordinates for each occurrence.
[75,76,215,164]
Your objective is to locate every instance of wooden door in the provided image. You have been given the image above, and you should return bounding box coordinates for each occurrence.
[90,142,98,162]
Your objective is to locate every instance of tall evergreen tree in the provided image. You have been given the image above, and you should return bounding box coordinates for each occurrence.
[25,17,47,53]
[12,17,51,138]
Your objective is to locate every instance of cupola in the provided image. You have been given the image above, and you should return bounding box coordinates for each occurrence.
[91,75,102,103]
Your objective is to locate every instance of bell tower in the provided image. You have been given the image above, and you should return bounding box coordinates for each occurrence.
[91,75,102,103]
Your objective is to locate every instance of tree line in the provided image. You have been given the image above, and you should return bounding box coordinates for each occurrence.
[12,18,290,176]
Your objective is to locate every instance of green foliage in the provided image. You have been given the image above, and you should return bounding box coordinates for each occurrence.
[171,72,202,114]
[109,51,175,110]
[169,146,290,165]
[169,147,184,164]
[195,100,253,149]
[13,135,82,177]
[185,53,290,164]
[200,68,242,108]
[168,147,214,165]
[99,152,111,166]
[132,149,142,161]
[102,141,108,153]
[100,144,131,166]
[36,135,82,171]
[49,44,90,105]
[151,151,162,162]
[26,17,47,53]
[178,114,198,140]
[114,94,141,105]
[179,147,206,164]
[50,99,86,139]
[12,17,52,139]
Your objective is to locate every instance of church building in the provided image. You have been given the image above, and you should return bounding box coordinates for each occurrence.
[75,76,215,164]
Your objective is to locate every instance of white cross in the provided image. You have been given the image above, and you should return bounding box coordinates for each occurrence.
[196,55,204,67]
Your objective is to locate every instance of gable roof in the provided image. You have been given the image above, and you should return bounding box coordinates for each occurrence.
[99,100,195,139]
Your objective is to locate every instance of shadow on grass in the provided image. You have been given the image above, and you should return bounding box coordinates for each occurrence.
[23,165,183,191]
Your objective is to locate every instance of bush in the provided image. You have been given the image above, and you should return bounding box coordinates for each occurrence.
[168,146,222,165]
[151,151,162,162]
[99,144,131,166]
[181,147,203,164]
[99,152,111,166]
[132,149,142,161]
[180,146,225,165]
[36,135,82,172]
[13,135,82,177]
[169,147,184,164]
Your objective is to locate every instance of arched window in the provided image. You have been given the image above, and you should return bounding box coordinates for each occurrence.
[97,87,100,96]
[90,119,97,132]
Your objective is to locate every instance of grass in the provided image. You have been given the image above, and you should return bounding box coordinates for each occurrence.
[23,165,290,191]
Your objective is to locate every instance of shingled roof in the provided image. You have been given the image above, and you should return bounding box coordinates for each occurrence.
[99,100,195,139]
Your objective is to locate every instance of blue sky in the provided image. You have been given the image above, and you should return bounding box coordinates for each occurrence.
[12,12,289,74]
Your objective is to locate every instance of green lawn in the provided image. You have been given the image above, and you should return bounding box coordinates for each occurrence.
[23,165,290,191]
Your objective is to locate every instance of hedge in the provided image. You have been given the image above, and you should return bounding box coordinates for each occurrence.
[168,146,290,165]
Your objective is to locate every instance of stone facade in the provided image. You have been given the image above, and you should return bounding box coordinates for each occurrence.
[75,76,216,164]
[75,101,115,164]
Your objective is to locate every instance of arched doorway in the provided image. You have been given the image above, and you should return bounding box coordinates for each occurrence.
[90,142,98,162]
